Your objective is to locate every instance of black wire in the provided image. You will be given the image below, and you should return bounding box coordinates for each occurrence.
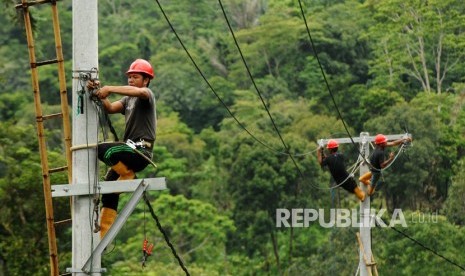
[143,193,190,276]
[387,225,465,271]
[288,2,463,273]
[218,0,325,192]
[217,0,290,153]
[297,1,364,156]
[152,0,302,156]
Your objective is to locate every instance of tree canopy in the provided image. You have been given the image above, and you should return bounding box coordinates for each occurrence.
[1,0,465,275]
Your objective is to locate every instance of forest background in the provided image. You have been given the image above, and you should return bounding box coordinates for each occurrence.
[1,0,465,275]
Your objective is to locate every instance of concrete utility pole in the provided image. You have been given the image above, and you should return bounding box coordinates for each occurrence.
[358,132,372,276]
[71,0,101,274]
[62,2,167,274]
[318,132,410,276]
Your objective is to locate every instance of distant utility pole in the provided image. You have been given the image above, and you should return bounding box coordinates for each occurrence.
[318,132,410,276]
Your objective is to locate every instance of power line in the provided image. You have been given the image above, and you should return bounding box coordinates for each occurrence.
[153,0,293,156]
[376,218,465,272]
[297,0,361,153]
[146,4,463,273]
[217,0,290,154]
[143,193,190,275]
[217,0,317,191]
[153,0,360,189]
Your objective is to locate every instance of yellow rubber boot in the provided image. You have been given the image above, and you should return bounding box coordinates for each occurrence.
[354,186,366,202]
[111,161,135,180]
[100,207,117,239]
[359,172,372,186]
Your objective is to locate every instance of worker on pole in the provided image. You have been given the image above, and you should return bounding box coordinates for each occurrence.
[87,58,157,238]
[317,139,366,201]
[359,134,411,196]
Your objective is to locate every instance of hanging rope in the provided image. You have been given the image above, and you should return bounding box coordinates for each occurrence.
[142,192,190,276]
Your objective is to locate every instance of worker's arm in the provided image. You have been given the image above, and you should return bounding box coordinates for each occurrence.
[386,137,412,147]
[99,98,124,114]
[96,85,150,114]
[87,80,150,114]
[380,152,395,168]
[96,85,150,100]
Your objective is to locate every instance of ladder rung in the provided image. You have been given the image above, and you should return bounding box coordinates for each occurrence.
[15,0,61,9]
[31,59,60,68]
[49,166,68,174]
[54,218,71,226]
[42,112,63,121]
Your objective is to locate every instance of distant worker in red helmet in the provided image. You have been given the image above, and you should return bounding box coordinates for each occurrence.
[87,58,156,238]
[359,134,412,196]
[317,139,366,201]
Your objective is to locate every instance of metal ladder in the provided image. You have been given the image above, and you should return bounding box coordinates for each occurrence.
[16,1,72,275]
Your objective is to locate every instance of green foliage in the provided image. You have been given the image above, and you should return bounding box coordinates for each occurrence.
[375,213,465,275]
[2,0,465,274]
[350,87,405,130]
[0,122,68,275]
[154,47,235,132]
[444,159,465,225]
[364,96,453,209]
[365,0,465,95]
[105,194,235,274]
[0,92,27,121]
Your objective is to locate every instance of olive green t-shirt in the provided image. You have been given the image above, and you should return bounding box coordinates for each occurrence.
[119,88,156,148]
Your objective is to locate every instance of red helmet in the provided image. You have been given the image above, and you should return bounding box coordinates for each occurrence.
[326,139,339,149]
[374,134,387,145]
[126,59,154,79]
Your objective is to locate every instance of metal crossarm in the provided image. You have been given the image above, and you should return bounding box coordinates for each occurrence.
[51,178,167,197]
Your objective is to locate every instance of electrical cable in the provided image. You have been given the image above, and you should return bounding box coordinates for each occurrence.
[153,0,318,158]
[218,0,324,158]
[143,192,190,276]
[295,4,459,273]
[380,143,405,171]
[298,1,413,179]
[375,217,465,272]
[152,0,288,156]
[297,0,367,160]
[218,0,290,153]
[325,154,363,190]
[80,74,98,271]
[217,0,319,193]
